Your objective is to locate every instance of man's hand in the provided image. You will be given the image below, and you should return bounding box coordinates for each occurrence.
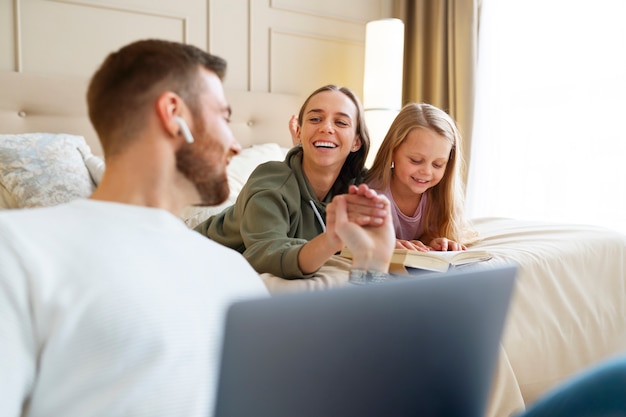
[327,190,394,272]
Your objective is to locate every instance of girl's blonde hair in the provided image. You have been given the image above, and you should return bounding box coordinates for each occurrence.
[364,103,477,245]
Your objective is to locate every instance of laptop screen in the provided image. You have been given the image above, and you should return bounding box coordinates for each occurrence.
[214,265,517,417]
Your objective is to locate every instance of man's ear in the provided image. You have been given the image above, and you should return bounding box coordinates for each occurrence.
[156,91,187,139]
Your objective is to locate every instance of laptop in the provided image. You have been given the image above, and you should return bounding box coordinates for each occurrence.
[214,265,517,417]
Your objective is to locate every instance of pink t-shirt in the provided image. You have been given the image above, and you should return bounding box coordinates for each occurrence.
[380,186,428,241]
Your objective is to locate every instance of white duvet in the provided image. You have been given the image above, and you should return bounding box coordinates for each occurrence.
[472,217,626,412]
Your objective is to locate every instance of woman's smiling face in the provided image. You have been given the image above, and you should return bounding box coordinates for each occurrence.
[297,90,361,171]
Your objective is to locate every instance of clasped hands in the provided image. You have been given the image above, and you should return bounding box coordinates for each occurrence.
[326,184,395,272]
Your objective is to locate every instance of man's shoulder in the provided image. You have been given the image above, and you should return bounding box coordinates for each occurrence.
[0,201,78,224]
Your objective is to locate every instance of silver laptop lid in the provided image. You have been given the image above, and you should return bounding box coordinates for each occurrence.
[215,265,517,417]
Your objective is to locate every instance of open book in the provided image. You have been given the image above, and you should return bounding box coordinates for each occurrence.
[340,248,492,273]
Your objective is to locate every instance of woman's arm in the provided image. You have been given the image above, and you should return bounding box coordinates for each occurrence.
[296,231,345,275]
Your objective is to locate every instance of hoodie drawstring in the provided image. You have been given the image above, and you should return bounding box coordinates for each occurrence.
[309,200,326,233]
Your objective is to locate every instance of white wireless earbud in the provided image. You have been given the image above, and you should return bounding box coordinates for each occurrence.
[173,116,195,144]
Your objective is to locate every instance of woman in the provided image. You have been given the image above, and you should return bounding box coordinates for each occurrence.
[195,85,371,279]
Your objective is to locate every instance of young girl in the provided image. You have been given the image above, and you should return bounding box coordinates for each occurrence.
[364,103,477,252]
[196,85,375,279]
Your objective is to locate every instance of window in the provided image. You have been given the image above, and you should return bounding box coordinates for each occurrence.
[467,0,626,233]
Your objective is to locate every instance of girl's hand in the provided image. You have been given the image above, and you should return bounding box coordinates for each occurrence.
[396,239,431,252]
[428,237,467,251]
[288,115,299,146]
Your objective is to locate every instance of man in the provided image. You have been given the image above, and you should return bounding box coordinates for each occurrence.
[0,39,394,417]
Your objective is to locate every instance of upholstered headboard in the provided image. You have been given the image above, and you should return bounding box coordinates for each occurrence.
[0,70,300,157]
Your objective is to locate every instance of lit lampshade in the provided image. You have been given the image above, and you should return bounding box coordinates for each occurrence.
[363,18,404,168]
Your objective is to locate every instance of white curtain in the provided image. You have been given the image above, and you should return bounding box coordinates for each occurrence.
[467,0,626,233]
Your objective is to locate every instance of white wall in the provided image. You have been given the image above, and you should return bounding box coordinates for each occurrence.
[1,0,395,101]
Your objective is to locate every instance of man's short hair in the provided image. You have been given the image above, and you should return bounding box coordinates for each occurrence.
[87,39,226,157]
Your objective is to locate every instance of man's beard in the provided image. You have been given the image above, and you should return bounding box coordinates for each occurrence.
[176,142,230,207]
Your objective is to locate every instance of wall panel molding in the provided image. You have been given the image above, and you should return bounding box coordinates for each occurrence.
[46,0,189,41]
[15,0,192,76]
[269,28,365,96]
[13,0,22,71]
[2,0,392,100]
[270,0,387,23]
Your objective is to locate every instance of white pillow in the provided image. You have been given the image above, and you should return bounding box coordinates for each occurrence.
[181,143,288,228]
[79,150,106,185]
[0,133,96,208]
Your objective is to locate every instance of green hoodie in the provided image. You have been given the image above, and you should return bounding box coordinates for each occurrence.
[195,147,355,279]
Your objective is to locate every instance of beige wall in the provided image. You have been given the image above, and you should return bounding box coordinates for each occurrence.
[1,0,395,100]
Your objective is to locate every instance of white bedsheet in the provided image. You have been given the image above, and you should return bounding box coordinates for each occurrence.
[471,217,626,407]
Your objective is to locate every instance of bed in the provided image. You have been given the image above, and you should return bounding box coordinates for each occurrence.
[2,70,625,417]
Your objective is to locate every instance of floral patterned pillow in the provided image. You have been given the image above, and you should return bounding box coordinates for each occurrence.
[0,133,96,209]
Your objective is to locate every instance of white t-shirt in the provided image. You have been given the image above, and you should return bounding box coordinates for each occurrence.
[0,199,268,417]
